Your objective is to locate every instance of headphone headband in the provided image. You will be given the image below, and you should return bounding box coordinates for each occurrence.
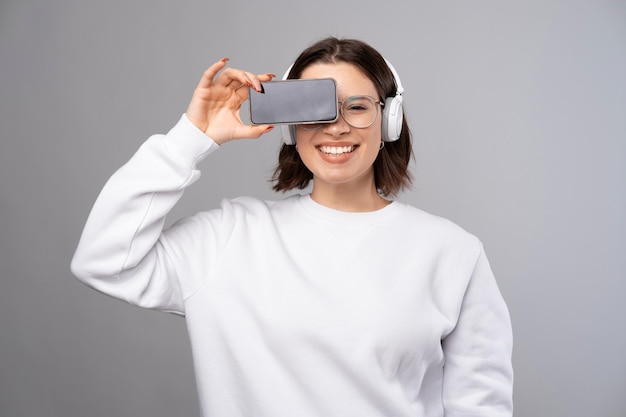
[281,59,402,93]
[383,58,404,96]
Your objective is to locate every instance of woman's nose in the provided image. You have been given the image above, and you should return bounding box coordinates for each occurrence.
[322,113,351,136]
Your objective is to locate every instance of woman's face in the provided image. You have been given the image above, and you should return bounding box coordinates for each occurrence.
[296,62,383,193]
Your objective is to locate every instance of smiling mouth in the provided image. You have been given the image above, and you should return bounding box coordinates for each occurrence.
[318,145,357,155]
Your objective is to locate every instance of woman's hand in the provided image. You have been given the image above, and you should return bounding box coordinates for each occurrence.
[186,58,275,144]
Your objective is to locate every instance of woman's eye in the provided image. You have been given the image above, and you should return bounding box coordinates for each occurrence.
[346,103,368,111]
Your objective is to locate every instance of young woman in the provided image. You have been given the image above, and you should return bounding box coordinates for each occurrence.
[72,37,513,417]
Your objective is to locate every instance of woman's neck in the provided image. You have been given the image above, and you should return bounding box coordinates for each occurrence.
[310,181,391,212]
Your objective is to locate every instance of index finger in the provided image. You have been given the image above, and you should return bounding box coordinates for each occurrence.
[196,57,230,89]
[229,71,276,92]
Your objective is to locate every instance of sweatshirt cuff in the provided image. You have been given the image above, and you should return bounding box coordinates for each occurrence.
[162,113,220,168]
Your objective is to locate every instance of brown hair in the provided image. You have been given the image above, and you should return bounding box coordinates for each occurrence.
[271,37,413,197]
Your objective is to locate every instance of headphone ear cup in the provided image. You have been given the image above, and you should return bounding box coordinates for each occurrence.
[280,125,296,145]
[382,95,404,142]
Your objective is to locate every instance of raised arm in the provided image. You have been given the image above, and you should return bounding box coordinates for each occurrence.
[71,60,274,313]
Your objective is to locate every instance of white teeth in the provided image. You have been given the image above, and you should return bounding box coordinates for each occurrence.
[319,145,355,155]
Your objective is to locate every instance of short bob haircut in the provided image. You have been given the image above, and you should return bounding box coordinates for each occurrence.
[272,37,413,198]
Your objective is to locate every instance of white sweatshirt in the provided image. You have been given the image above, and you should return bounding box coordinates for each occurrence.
[71,115,513,417]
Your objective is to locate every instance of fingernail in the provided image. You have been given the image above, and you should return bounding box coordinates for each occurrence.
[265,125,274,132]
[221,57,230,63]
[245,74,263,93]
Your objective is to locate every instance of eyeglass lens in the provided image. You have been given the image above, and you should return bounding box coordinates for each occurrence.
[298,95,381,130]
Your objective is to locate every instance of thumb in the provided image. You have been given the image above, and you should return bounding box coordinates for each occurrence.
[245,124,275,139]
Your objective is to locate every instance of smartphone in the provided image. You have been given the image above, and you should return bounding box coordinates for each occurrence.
[249,78,338,125]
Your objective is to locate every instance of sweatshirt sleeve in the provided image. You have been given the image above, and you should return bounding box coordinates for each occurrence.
[70,114,219,315]
[441,245,514,417]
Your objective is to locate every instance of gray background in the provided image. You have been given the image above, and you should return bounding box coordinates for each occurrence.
[1,0,624,416]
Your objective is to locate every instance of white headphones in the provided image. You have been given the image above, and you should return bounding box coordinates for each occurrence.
[280,58,404,145]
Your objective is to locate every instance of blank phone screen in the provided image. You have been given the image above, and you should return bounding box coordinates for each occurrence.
[249,78,338,125]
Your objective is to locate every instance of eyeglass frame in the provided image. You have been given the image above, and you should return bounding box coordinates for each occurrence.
[297,95,385,130]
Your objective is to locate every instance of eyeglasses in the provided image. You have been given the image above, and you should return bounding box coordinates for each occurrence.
[298,95,384,130]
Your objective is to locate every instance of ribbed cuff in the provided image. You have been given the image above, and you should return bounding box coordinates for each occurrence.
[162,113,220,168]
